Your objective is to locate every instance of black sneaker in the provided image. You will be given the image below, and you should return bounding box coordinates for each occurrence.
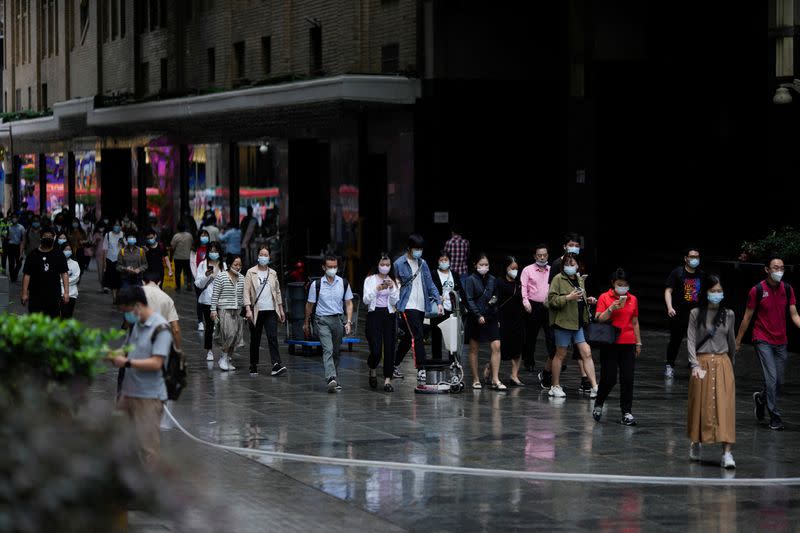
[327,377,338,393]
[579,378,592,393]
[769,419,785,431]
[753,391,766,422]
[538,370,552,390]
[249,365,258,375]
[271,363,287,376]
[621,413,637,426]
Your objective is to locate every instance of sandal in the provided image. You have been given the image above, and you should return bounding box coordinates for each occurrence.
[509,378,524,387]
[472,381,483,389]
[491,381,508,391]
[384,382,394,392]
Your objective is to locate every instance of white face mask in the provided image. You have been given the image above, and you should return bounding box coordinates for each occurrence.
[563,265,578,277]
[771,271,784,282]
[615,286,629,295]
[477,266,489,275]
[567,246,580,255]
[326,268,338,278]
[536,260,548,267]
[507,269,518,279]
[378,265,391,275]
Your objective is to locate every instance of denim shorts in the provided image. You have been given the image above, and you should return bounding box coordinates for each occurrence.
[554,327,586,349]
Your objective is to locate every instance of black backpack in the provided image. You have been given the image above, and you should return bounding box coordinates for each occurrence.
[152,324,187,401]
[309,277,350,317]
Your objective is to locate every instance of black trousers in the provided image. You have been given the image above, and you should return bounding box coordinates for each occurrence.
[523,301,555,367]
[366,308,397,379]
[594,344,636,414]
[666,307,692,366]
[29,296,61,318]
[395,309,426,369]
[199,303,214,350]
[4,243,21,282]
[249,310,282,368]
[174,259,192,289]
[430,310,453,361]
[60,297,77,319]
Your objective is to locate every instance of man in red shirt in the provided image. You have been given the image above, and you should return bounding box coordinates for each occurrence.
[736,256,800,430]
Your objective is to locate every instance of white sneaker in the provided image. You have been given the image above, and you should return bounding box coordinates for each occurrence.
[206,350,214,361]
[218,355,230,371]
[417,369,427,383]
[665,365,675,378]
[548,385,566,398]
[721,452,736,469]
[198,322,205,332]
[689,442,701,461]
[589,386,598,399]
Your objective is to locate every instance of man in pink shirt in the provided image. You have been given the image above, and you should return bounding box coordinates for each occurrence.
[736,256,800,431]
[520,244,556,375]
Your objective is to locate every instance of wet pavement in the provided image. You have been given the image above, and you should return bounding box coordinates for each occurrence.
[10,270,800,532]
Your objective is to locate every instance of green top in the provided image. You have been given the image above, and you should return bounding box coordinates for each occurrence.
[547,273,590,331]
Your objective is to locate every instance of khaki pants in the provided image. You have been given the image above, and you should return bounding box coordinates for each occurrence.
[118,396,164,466]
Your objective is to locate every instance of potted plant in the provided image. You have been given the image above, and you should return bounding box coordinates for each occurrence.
[740,227,800,267]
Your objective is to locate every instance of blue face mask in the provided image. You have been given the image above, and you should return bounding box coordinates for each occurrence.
[57,238,67,245]
[258,256,270,266]
[147,238,156,245]
[63,250,72,259]
[563,266,578,277]
[567,246,580,255]
[32,222,41,228]
[124,311,139,324]
[688,258,700,269]
[708,292,724,305]
[208,252,220,261]
[412,249,423,259]
[439,262,450,271]
[127,237,137,245]
[200,236,210,244]
[113,226,121,233]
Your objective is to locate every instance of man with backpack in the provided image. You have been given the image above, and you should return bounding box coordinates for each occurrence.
[736,255,800,431]
[111,286,173,466]
[303,255,354,392]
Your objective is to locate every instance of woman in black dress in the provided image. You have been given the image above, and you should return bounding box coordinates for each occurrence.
[464,253,504,390]
[498,255,525,386]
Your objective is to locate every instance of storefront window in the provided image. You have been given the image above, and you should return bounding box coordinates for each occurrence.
[238,144,280,233]
[188,144,229,228]
[75,151,100,221]
[144,143,179,234]
[44,153,66,217]
[18,154,38,214]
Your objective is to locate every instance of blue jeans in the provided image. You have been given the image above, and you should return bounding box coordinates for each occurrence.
[754,341,788,421]
[554,327,586,349]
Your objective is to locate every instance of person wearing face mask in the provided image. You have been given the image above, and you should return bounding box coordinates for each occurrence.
[363,253,400,391]
[102,220,126,301]
[4,215,25,282]
[736,256,800,431]
[59,243,82,319]
[430,251,464,363]
[591,268,642,425]
[546,253,599,399]
[23,217,43,259]
[498,256,525,386]
[521,244,556,376]
[664,247,705,378]
[190,230,212,331]
[393,234,443,384]
[443,225,471,287]
[170,222,195,292]
[143,229,171,287]
[244,245,287,376]
[67,218,88,274]
[304,256,355,392]
[117,231,148,289]
[20,228,70,318]
[686,274,737,468]
[464,253,503,390]
[92,221,107,293]
[194,242,226,362]
[210,256,246,371]
[111,286,173,465]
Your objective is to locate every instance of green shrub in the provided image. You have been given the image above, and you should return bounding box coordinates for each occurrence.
[741,227,800,264]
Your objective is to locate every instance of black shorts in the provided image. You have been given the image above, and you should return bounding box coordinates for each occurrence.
[465,315,500,344]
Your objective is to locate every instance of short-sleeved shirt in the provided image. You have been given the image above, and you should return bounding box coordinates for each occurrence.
[596,289,639,345]
[22,248,68,305]
[308,276,353,316]
[143,285,180,323]
[121,312,171,401]
[7,223,25,245]
[145,244,166,275]
[747,281,796,345]
[170,232,194,260]
[665,266,703,306]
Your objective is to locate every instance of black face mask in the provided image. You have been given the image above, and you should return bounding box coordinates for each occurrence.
[41,237,55,248]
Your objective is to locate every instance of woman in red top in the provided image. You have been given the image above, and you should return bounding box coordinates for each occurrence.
[591,268,642,426]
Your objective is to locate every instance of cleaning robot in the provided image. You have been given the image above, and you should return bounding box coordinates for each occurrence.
[415,293,466,394]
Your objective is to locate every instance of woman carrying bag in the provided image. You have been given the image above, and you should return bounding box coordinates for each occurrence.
[243,244,287,377]
[195,242,225,362]
[210,255,245,371]
[362,253,400,391]
[591,268,642,426]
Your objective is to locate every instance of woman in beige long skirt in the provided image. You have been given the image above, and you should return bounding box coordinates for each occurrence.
[686,274,736,469]
[211,256,246,371]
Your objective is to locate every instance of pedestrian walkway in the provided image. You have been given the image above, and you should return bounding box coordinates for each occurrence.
[10,272,800,531]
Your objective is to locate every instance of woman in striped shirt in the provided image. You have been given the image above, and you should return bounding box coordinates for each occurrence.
[211,255,246,371]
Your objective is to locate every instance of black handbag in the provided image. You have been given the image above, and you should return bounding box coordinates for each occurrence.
[584,320,619,346]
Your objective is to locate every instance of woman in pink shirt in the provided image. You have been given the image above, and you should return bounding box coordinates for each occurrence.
[591,268,642,426]
[363,253,400,392]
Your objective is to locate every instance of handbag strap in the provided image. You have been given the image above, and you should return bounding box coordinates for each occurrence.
[400,261,422,288]
[252,270,270,306]
[695,325,718,352]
